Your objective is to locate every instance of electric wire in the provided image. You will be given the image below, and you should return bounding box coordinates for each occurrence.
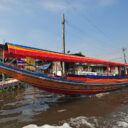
[64,0,128,61]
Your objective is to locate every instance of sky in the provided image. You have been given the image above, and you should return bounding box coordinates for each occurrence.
[0,0,128,62]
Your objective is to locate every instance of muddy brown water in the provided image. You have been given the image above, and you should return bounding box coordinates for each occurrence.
[0,83,128,128]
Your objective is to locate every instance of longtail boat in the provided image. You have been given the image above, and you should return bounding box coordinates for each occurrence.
[0,42,128,95]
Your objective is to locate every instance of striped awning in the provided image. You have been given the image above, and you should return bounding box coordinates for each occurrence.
[4,42,128,67]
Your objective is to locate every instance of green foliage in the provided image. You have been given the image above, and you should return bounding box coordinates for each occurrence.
[0,85,18,93]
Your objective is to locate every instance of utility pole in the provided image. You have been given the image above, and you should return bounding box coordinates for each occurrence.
[62,13,65,54]
[122,48,127,75]
[122,48,127,64]
[62,13,66,76]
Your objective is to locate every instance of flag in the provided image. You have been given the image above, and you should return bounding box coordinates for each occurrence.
[67,50,70,53]
[38,63,51,70]
[17,60,26,66]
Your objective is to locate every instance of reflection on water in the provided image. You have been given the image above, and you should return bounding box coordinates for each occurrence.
[0,84,61,128]
[0,83,128,128]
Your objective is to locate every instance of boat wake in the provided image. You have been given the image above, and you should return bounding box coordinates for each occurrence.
[23,110,128,128]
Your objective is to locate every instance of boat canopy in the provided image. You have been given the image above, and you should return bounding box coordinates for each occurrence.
[4,42,128,67]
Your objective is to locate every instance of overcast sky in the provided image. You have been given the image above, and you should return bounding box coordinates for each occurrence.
[0,0,128,62]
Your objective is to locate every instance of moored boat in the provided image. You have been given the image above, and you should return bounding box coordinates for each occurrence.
[0,63,128,95]
[0,43,127,95]
[0,78,19,89]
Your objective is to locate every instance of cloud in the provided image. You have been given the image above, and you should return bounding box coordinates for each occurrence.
[0,0,18,12]
[0,4,8,11]
[0,0,119,13]
[0,0,17,3]
[0,0,36,14]
[99,0,119,7]
[40,0,83,11]
[39,0,119,12]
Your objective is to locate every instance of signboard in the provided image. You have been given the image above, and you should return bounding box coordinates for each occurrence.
[26,57,35,65]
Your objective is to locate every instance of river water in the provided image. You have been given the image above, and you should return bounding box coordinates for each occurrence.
[0,83,128,128]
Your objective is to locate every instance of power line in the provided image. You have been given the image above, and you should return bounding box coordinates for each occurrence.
[66,20,110,45]
[81,14,110,39]
[65,0,111,41]
[65,19,122,55]
[65,17,128,60]
[64,0,117,49]
[63,1,128,61]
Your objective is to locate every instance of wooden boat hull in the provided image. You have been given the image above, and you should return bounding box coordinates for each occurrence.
[0,64,128,95]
